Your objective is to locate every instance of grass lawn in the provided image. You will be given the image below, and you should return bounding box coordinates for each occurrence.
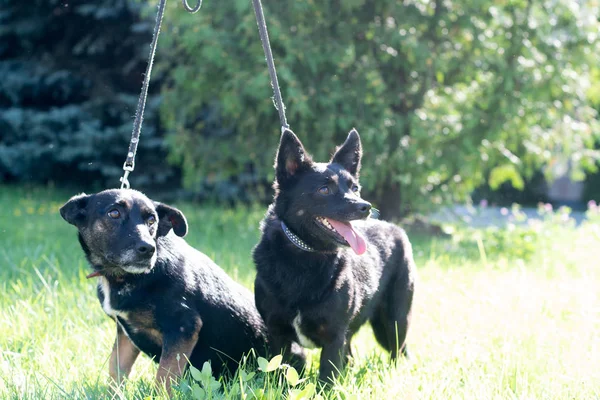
[1,185,599,399]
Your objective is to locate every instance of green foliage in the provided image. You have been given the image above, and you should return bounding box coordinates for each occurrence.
[585,200,600,223]
[177,361,221,399]
[583,65,600,202]
[159,0,600,216]
[175,354,317,399]
[489,164,524,191]
[0,0,178,190]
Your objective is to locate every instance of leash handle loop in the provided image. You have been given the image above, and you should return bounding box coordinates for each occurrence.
[182,0,202,13]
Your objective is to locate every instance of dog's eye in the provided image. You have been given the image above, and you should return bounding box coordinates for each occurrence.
[107,209,120,219]
[318,186,330,195]
[147,215,156,226]
[352,185,360,193]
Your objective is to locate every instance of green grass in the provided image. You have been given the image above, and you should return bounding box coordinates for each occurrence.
[1,185,599,399]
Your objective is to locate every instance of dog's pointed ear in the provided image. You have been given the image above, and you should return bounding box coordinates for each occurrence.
[330,128,362,177]
[60,193,90,227]
[275,129,313,184]
[154,202,188,237]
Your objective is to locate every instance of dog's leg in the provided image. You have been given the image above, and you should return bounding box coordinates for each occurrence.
[255,283,306,370]
[109,324,140,385]
[269,329,307,372]
[156,316,202,394]
[289,341,308,371]
[344,337,354,363]
[262,311,307,371]
[318,335,346,384]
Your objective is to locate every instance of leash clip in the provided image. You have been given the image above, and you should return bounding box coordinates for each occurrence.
[120,161,135,189]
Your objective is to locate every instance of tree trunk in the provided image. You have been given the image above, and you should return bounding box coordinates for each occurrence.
[372,181,408,221]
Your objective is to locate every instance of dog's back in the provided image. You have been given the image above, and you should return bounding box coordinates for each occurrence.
[157,235,267,369]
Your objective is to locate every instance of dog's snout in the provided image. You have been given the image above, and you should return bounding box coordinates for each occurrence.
[136,242,156,257]
[357,201,372,216]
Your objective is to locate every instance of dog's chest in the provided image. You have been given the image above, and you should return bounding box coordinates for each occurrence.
[97,278,164,347]
[292,313,320,349]
[98,277,130,320]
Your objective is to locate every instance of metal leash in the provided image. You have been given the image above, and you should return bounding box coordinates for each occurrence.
[251,0,290,132]
[120,0,204,189]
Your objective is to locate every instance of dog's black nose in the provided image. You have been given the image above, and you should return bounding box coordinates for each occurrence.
[358,201,372,216]
[137,242,156,256]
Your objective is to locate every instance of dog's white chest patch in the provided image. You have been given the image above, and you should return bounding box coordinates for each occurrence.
[292,313,318,349]
[99,278,128,320]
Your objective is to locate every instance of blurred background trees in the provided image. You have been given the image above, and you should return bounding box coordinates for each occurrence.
[1,0,599,217]
[0,0,178,190]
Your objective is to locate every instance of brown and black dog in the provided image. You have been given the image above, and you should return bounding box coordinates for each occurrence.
[60,189,267,392]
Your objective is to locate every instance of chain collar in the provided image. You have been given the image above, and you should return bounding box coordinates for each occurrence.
[281,221,315,252]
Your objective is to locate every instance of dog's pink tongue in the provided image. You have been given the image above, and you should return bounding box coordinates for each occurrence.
[327,219,367,255]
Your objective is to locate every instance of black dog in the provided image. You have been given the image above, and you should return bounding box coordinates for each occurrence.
[60,189,267,391]
[253,129,415,382]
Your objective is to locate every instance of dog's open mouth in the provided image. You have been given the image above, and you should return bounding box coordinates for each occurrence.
[315,217,367,255]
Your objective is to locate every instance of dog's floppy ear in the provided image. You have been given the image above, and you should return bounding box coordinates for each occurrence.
[330,128,362,177]
[60,193,90,227]
[154,202,188,237]
[275,129,313,184]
